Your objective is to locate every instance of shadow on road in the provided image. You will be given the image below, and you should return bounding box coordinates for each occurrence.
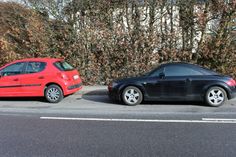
[81,90,208,107]
[81,94,115,105]
[142,101,206,107]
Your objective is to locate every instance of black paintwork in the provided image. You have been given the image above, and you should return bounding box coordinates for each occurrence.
[108,63,236,102]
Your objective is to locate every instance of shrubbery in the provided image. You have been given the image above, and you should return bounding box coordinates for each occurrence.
[0,0,235,84]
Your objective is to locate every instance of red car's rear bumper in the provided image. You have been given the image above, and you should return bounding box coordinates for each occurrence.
[64,83,82,95]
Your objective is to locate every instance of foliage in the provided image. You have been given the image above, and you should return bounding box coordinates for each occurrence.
[0,0,236,84]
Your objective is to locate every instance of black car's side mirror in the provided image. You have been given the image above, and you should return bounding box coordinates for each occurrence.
[159,72,165,79]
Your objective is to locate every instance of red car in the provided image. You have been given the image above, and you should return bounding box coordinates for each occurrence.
[0,58,82,103]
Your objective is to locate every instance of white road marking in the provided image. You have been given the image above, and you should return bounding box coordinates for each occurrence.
[202,118,236,122]
[40,117,236,124]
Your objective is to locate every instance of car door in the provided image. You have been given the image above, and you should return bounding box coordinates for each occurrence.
[160,65,189,99]
[0,62,26,96]
[20,61,47,96]
[161,65,205,100]
[144,67,164,98]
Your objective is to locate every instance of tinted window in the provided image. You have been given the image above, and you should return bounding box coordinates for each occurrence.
[149,68,164,77]
[26,62,46,74]
[165,65,203,76]
[0,62,25,76]
[54,61,74,71]
[199,66,218,75]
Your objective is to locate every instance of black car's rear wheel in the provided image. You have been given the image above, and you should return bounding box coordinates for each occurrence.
[205,86,227,107]
[45,85,64,103]
[122,86,143,106]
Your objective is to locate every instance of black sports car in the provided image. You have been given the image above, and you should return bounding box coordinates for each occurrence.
[108,63,236,107]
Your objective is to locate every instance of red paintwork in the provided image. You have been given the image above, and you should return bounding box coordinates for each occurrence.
[0,58,82,97]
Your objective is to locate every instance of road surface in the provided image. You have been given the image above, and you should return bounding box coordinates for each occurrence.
[0,95,236,157]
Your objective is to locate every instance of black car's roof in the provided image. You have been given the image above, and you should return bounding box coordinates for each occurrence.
[160,62,207,69]
[161,62,197,66]
[150,62,218,75]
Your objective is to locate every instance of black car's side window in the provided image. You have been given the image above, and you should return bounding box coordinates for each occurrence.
[0,62,25,76]
[165,65,203,76]
[26,62,46,74]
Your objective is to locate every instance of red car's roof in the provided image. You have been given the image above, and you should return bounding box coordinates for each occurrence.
[0,58,64,69]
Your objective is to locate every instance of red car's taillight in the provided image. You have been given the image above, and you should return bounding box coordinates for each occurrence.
[226,79,236,87]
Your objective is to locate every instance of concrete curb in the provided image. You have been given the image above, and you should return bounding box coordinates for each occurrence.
[75,86,108,95]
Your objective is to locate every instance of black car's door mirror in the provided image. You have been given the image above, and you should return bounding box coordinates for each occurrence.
[159,72,165,79]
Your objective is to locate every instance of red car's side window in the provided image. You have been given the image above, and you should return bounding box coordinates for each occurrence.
[0,62,25,76]
[25,62,46,74]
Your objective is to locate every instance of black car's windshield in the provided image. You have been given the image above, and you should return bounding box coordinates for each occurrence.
[148,68,163,77]
[144,65,164,77]
[142,71,152,77]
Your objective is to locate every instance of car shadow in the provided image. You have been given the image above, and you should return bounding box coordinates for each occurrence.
[142,100,206,107]
[81,91,208,107]
[81,94,115,105]
[80,89,123,105]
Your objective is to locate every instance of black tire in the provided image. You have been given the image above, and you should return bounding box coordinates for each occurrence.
[122,86,143,106]
[205,86,227,107]
[45,85,64,103]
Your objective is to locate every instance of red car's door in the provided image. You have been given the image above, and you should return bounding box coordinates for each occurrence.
[0,62,26,96]
[20,61,47,96]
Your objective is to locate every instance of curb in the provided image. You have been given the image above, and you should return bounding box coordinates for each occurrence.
[75,86,108,96]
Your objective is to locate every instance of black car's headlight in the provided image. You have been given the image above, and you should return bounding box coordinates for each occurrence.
[108,82,119,91]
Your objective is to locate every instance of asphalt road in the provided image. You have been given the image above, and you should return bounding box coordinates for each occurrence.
[0,95,236,157]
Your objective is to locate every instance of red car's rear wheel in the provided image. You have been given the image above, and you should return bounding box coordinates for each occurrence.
[45,85,64,103]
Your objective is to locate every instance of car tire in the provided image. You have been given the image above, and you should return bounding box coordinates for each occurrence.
[45,85,64,103]
[122,86,143,106]
[205,86,227,107]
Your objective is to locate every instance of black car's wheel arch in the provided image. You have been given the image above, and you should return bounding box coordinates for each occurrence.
[44,83,64,95]
[118,84,146,102]
[203,83,230,100]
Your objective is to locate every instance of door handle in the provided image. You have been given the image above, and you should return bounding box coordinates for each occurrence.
[38,76,44,79]
[13,78,19,81]
[186,78,192,82]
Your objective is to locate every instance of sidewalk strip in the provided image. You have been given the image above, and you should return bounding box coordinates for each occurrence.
[40,117,236,124]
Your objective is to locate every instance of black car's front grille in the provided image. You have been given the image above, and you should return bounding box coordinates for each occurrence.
[68,83,82,90]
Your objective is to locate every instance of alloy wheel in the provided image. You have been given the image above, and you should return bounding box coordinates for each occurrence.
[122,86,143,106]
[45,85,63,103]
[47,88,60,102]
[206,87,226,107]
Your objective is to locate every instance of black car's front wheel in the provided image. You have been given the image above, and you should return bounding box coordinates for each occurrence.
[205,86,227,107]
[45,85,64,103]
[122,86,143,106]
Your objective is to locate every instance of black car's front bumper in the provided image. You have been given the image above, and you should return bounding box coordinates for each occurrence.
[108,85,121,101]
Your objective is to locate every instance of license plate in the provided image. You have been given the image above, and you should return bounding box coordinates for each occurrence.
[73,75,79,80]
